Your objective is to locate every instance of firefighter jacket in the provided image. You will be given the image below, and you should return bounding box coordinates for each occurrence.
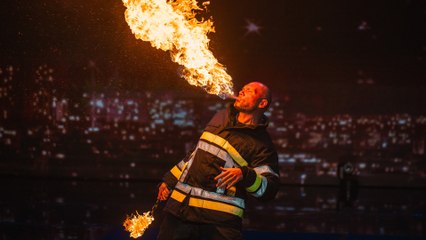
[162,104,280,228]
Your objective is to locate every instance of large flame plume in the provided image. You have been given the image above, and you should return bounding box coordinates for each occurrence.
[122,0,234,98]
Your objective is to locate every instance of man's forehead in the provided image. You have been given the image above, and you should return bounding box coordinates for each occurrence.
[242,82,264,91]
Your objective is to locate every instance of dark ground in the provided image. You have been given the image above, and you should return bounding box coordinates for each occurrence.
[0,176,424,240]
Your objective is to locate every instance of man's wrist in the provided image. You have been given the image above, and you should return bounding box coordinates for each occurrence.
[239,166,248,179]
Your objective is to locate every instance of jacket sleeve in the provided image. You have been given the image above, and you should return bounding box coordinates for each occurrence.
[162,150,194,189]
[240,146,280,201]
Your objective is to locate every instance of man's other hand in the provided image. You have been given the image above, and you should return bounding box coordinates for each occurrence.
[214,167,243,189]
[157,182,170,201]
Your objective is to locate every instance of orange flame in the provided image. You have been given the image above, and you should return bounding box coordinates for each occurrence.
[122,0,234,98]
[123,211,154,239]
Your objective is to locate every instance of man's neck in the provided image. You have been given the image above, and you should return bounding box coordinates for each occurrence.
[237,112,261,125]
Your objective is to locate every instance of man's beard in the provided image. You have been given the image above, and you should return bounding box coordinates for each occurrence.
[234,101,255,113]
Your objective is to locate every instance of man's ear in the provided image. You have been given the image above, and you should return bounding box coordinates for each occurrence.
[258,98,268,109]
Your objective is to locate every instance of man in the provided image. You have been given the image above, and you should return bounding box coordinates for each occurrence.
[156,82,280,240]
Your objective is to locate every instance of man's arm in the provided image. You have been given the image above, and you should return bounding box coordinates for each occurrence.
[216,147,280,201]
[162,159,186,189]
[157,150,194,201]
[156,161,184,202]
[239,162,280,201]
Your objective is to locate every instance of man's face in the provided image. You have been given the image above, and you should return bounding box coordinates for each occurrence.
[234,83,265,113]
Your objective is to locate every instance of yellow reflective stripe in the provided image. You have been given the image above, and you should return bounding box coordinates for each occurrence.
[170,162,189,180]
[246,174,262,193]
[200,132,248,167]
[252,176,268,198]
[170,166,182,180]
[170,190,186,202]
[170,190,243,218]
[189,197,243,218]
[175,182,245,208]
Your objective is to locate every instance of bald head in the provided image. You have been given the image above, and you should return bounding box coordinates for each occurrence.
[251,82,272,110]
[234,82,272,114]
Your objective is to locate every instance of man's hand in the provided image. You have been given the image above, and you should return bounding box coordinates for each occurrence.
[214,167,243,189]
[157,182,170,201]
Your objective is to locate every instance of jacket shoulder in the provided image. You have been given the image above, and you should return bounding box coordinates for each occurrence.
[206,109,228,128]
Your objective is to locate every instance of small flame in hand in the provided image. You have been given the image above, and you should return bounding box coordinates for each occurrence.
[123,211,154,239]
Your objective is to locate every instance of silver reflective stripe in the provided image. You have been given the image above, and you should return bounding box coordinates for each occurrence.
[253,165,279,177]
[197,141,235,168]
[177,160,186,170]
[200,132,248,167]
[180,150,196,181]
[252,176,268,197]
[175,182,245,209]
[197,141,236,194]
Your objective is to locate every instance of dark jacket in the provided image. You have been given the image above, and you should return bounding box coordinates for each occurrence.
[162,104,280,228]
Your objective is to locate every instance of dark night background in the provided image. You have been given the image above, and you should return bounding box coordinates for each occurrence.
[1,0,425,94]
[0,0,425,239]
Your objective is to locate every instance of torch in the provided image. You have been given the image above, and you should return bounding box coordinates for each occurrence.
[123,200,159,239]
